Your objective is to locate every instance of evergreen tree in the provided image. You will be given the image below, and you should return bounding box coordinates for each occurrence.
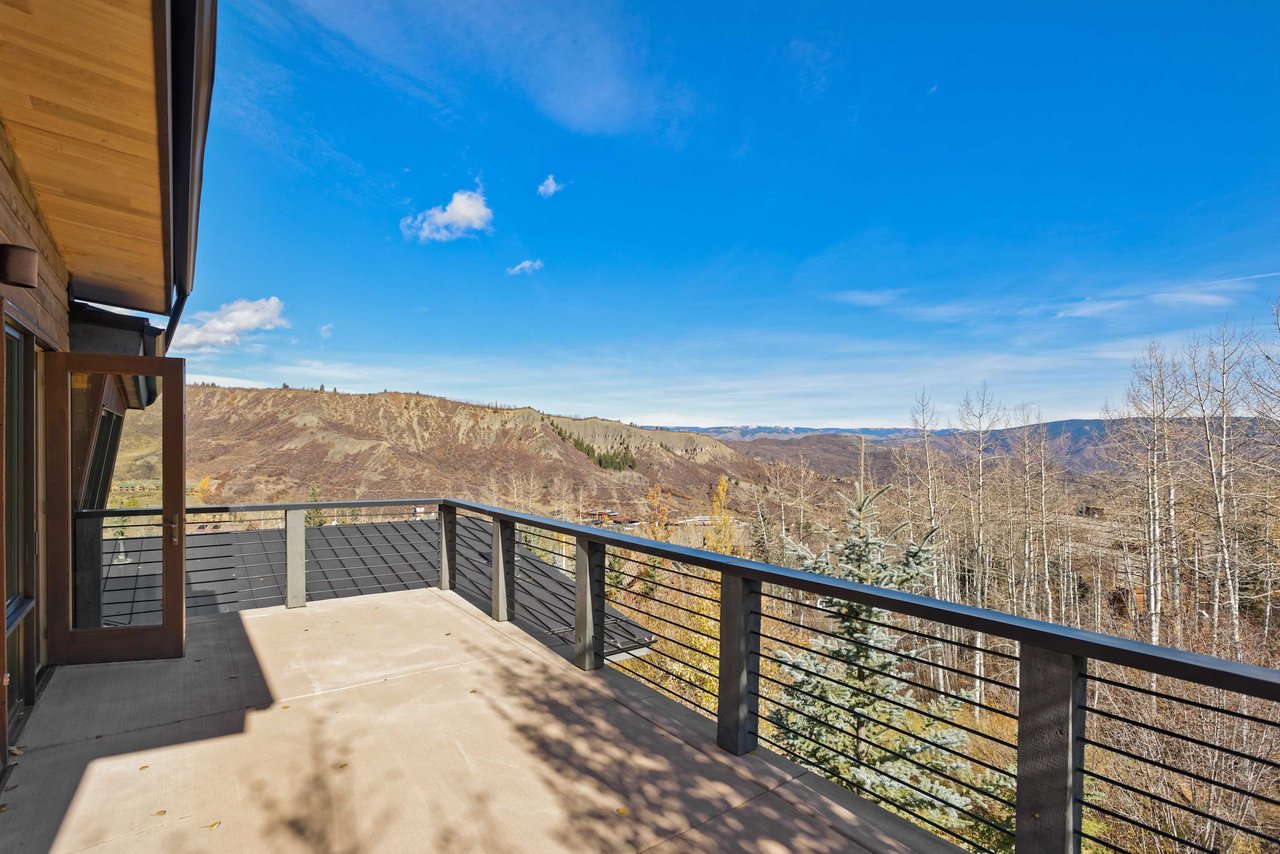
[749,496,779,564]
[768,487,1012,847]
[304,483,326,527]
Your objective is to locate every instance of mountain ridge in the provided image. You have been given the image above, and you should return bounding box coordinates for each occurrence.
[119,386,1131,513]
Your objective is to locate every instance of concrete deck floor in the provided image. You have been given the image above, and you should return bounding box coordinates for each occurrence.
[0,588,953,853]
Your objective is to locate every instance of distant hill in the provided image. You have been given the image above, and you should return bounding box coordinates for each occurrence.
[650,425,923,442]
[118,386,764,514]
[115,387,1152,514]
[727,418,1119,478]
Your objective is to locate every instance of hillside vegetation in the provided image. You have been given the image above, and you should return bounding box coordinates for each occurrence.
[119,386,761,513]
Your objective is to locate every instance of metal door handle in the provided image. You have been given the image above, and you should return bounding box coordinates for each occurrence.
[164,513,180,545]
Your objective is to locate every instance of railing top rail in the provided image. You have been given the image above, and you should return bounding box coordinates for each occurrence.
[82,496,1280,701]
[443,500,1280,701]
[77,498,448,519]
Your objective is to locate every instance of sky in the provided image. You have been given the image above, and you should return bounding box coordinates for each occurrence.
[171,1,1280,427]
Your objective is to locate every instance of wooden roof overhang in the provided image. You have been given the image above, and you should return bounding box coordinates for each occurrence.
[0,0,216,341]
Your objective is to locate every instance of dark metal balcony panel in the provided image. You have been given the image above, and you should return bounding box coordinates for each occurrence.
[96,516,654,656]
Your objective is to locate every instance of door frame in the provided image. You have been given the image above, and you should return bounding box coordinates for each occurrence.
[1,302,40,757]
[44,352,185,664]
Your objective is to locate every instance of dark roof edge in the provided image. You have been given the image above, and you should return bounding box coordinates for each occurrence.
[162,0,218,349]
[70,302,160,334]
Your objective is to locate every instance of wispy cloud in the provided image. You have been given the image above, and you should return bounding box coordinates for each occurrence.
[1132,270,1278,310]
[318,323,334,338]
[228,331,1132,428]
[400,188,493,242]
[1150,291,1233,307]
[170,297,290,352]
[901,301,988,323]
[1187,270,1280,289]
[537,175,565,198]
[789,38,839,96]
[216,48,383,199]
[828,286,991,324]
[507,259,544,276]
[286,0,679,135]
[1056,299,1134,318]
[832,289,907,307]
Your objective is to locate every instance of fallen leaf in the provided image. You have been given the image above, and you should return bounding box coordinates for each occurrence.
[469,689,478,694]
[281,705,290,710]
[139,765,150,771]
[336,762,348,770]
[616,807,629,815]
[204,820,221,830]
[7,747,23,756]
[153,809,167,817]
[0,804,8,813]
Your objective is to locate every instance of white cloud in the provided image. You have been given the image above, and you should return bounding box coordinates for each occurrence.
[253,328,1132,428]
[1056,299,1133,318]
[537,175,564,198]
[507,259,544,276]
[789,38,838,95]
[287,2,675,135]
[319,323,334,338]
[832,289,906,307]
[1151,291,1233,307]
[400,188,493,242]
[169,297,290,351]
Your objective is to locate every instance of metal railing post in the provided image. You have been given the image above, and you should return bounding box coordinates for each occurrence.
[285,509,306,608]
[438,504,457,591]
[574,536,606,670]
[72,514,104,628]
[717,571,761,755]
[1015,644,1086,853]
[491,517,516,621]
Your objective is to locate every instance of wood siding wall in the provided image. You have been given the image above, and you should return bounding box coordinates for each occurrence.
[0,116,70,351]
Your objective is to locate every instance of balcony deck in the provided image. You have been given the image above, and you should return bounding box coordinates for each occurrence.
[0,588,951,853]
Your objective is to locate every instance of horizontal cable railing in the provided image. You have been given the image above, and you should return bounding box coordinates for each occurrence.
[755,586,1020,852]
[602,544,722,718]
[86,497,1280,853]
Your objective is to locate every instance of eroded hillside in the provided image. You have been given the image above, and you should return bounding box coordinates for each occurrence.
[119,386,763,514]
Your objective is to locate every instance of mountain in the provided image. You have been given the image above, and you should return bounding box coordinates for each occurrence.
[116,387,1134,516]
[727,418,1119,478]
[649,425,923,442]
[119,386,763,514]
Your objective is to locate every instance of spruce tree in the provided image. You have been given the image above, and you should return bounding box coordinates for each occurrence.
[767,488,1011,847]
[304,483,326,527]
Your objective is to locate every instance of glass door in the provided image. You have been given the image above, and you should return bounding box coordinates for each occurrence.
[4,320,36,733]
[44,353,185,664]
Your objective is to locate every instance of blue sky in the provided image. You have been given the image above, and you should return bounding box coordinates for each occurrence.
[173,1,1280,427]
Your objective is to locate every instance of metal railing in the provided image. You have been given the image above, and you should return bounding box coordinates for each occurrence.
[82,497,1280,853]
[78,501,437,620]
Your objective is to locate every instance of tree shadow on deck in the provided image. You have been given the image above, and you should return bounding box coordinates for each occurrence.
[445,629,865,853]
